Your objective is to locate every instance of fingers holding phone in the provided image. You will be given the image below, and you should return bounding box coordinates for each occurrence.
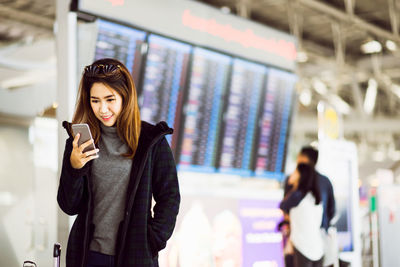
[70,133,99,169]
[70,124,100,169]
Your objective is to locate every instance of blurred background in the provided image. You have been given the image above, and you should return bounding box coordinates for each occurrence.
[1,0,400,266]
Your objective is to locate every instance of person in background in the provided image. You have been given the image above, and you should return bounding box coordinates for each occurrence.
[277,214,294,267]
[57,58,180,267]
[290,147,336,231]
[280,163,324,267]
[284,146,336,267]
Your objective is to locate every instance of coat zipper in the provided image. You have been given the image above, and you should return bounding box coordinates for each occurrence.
[116,132,168,267]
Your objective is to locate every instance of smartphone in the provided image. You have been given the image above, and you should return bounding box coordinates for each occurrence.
[71,123,98,155]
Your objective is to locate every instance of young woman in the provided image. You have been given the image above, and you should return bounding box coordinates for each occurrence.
[57,58,180,267]
[280,163,323,267]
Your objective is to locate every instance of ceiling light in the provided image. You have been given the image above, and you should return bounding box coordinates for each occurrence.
[317,101,325,113]
[220,6,231,14]
[329,94,351,115]
[312,79,328,95]
[385,40,397,51]
[296,51,308,63]
[361,40,382,54]
[363,78,378,114]
[299,87,312,106]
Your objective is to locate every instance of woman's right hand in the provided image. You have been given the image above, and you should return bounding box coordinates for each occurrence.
[70,133,99,169]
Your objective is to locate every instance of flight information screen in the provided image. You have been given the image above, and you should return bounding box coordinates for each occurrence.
[253,69,296,179]
[178,48,232,172]
[218,59,267,176]
[94,19,146,84]
[139,35,191,149]
[92,20,296,179]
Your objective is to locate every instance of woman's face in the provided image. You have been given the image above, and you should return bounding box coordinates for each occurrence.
[90,82,123,127]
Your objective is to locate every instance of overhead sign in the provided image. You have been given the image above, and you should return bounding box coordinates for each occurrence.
[78,0,297,71]
[318,101,343,140]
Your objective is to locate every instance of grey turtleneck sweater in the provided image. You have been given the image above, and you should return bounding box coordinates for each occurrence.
[89,123,133,255]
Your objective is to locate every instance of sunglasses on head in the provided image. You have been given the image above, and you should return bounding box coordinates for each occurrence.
[84,63,121,76]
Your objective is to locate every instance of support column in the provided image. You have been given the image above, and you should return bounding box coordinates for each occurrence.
[332,22,346,68]
[350,76,366,118]
[388,0,399,36]
[55,0,77,265]
[288,0,304,51]
[344,0,356,17]
[331,22,346,94]
[237,0,250,18]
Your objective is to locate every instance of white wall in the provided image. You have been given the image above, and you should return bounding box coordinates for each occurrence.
[0,118,58,267]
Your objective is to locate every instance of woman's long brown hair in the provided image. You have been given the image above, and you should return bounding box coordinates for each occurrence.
[72,58,141,158]
[296,163,321,205]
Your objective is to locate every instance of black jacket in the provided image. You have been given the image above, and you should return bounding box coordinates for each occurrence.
[57,121,180,267]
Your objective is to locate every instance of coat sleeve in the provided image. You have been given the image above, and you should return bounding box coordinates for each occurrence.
[148,137,180,253]
[326,178,336,225]
[279,191,303,214]
[283,176,292,197]
[57,137,90,216]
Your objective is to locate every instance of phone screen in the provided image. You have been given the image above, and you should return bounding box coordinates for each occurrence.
[71,124,97,154]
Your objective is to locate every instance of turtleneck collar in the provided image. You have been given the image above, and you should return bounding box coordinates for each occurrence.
[100,122,118,137]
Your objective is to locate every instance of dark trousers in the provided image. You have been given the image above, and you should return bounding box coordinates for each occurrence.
[285,254,294,267]
[293,247,323,267]
[87,251,115,267]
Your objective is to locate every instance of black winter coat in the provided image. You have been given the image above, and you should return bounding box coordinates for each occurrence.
[57,121,180,267]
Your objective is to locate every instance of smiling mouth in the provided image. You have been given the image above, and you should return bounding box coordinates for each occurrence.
[102,115,113,121]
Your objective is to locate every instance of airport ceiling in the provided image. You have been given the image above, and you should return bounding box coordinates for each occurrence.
[1,0,400,120]
[197,0,400,117]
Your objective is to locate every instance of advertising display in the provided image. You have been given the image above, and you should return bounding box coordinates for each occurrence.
[331,158,353,251]
[377,185,400,267]
[139,34,191,148]
[178,48,231,172]
[218,59,267,176]
[318,140,361,267]
[94,19,146,83]
[239,199,284,267]
[158,174,285,267]
[253,70,296,180]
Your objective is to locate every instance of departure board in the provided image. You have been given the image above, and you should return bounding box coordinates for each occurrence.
[218,59,267,176]
[94,19,146,83]
[139,35,191,148]
[92,19,297,179]
[178,48,231,172]
[254,69,296,179]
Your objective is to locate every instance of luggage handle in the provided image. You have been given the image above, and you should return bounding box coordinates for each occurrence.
[53,243,61,267]
[23,243,61,267]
